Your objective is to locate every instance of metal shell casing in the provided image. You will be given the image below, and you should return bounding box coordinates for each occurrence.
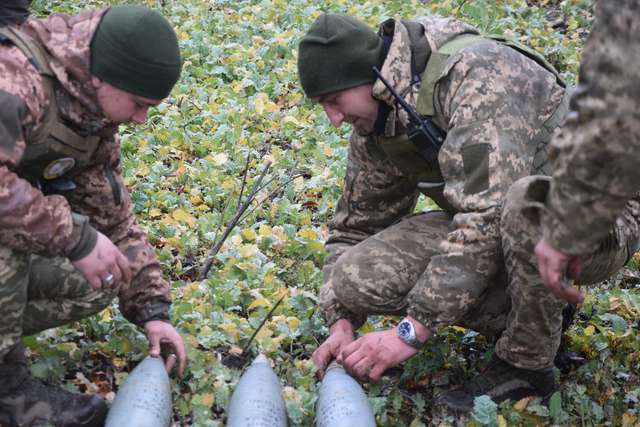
[315,362,376,427]
[105,356,172,427]
[226,354,288,427]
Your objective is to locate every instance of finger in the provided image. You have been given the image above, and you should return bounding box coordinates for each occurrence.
[88,274,102,290]
[173,335,187,377]
[148,333,161,358]
[352,357,373,382]
[165,353,177,373]
[116,251,132,284]
[369,363,386,382]
[343,348,367,375]
[338,338,362,364]
[560,281,584,304]
[312,346,331,374]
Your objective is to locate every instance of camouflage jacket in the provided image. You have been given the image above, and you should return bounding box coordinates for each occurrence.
[321,16,566,329]
[0,10,171,326]
[542,0,640,255]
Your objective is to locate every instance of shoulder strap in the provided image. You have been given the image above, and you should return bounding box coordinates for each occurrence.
[0,25,86,147]
[416,34,487,117]
[0,25,54,77]
[415,33,566,117]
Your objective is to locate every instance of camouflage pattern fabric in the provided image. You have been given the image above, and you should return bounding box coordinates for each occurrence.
[541,0,640,255]
[496,176,639,369]
[0,10,171,332]
[0,247,118,360]
[327,177,638,369]
[326,211,512,339]
[322,15,566,330]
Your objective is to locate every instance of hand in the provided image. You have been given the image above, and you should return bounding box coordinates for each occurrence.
[72,232,131,290]
[312,319,355,380]
[535,238,584,304]
[145,320,187,377]
[338,325,426,382]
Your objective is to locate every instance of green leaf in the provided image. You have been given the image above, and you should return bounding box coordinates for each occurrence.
[472,395,498,427]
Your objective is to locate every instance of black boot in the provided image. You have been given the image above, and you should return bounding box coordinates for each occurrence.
[435,354,557,412]
[554,303,586,373]
[0,343,107,427]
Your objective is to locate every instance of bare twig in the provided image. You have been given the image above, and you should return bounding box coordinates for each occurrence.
[236,152,251,209]
[241,295,285,355]
[238,173,304,224]
[199,161,272,280]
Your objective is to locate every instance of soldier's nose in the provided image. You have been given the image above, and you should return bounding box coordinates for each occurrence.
[132,107,149,124]
[324,106,344,127]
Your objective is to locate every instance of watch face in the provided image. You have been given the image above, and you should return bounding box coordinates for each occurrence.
[398,320,412,339]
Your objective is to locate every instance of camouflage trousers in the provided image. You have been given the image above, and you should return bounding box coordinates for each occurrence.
[328,176,639,370]
[0,247,119,362]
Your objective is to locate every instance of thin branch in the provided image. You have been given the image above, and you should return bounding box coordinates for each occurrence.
[199,161,272,280]
[236,152,251,209]
[241,295,285,355]
[238,174,304,224]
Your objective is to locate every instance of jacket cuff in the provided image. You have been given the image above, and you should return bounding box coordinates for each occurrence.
[406,305,439,332]
[132,301,171,326]
[321,304,366,330]
[66,213,98,261]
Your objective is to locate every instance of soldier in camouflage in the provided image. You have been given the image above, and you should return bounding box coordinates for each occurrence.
[297,13,640,412]
[534,0,640,303]
[0,4,186,426]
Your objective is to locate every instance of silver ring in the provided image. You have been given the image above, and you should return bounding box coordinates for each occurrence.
[103,273,115,286]
[168,354,177,359]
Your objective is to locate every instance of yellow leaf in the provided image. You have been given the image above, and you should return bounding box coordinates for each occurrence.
[258,224,272,237]
[221,179,234,190]
[248,298,271,311]
[283,115,300,126]
[255,324,273,340]
[287,317,300,331]
[238,244,258,258]
[298,229,318,240]
[622,412,637,427]
[584,325,596,336]
[293,176,304,192]
[172,208,195,227]
[451,326,466,333]
[149,208,162,218]
[514,397,531,411]
[219,323,239,340]
[255,92,267,114]
[497,415,507,427]
[230,235,242,246]
[189,194,203,206]
[264,270,275,285]
[100,308,112,322]
[241,228,257,242]
[136,163,150,177]
[211,153,228,166]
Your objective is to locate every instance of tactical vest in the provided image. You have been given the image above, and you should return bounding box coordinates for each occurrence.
[377,29,572,215]
[0,25,121,202]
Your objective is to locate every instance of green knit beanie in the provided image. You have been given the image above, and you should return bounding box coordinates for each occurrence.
[298,14,385,98]
[90,5,181,100]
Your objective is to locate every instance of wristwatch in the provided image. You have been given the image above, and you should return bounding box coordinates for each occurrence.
[396,318,425,349]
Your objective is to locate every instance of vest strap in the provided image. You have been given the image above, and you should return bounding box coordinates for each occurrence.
[0,25,54,77]
[415,33,566,117]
